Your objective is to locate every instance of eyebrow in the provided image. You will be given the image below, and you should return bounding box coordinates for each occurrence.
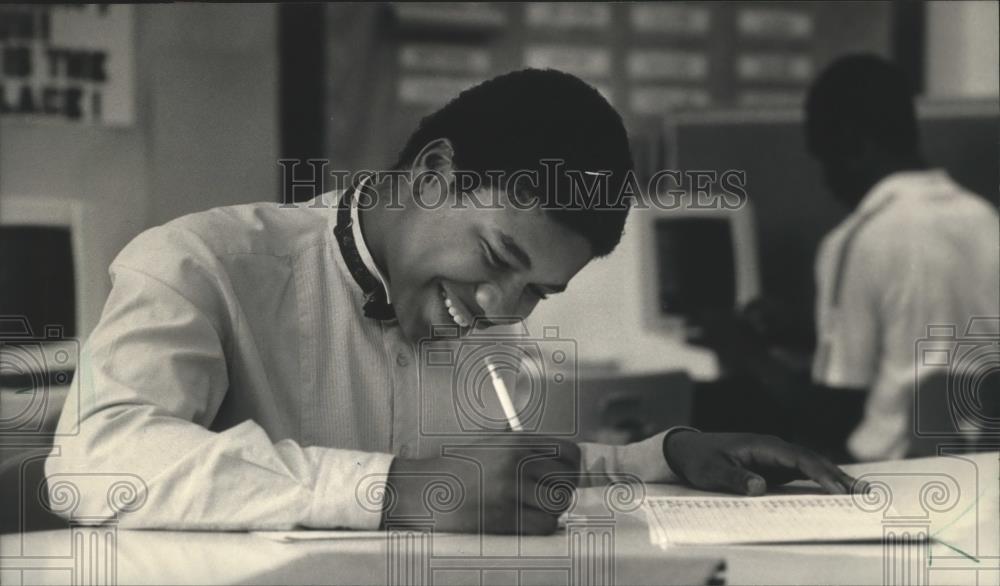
[497,231,567,294]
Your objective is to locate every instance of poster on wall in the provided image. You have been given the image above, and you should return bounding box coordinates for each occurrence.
[629,4,710,36]
[0,4,134,126]
[524,45,611,79]
[627,50,709,81]
[399,44,492,75]
[525,3,611,30]
[737,8,813,40]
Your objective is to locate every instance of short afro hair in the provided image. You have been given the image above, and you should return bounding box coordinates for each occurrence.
[395,68,634,257]
[805,54,920,158]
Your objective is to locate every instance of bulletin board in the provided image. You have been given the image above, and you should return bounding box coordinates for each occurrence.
[323,2,892,175]
[0,4,134,126]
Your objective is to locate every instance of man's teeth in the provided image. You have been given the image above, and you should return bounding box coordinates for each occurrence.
[441,290,469,328]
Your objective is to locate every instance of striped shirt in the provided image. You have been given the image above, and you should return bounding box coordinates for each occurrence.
[47,190,678,530]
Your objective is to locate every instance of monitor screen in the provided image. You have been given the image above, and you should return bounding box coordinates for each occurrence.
[653,216,736,319]
[0,226,77,338]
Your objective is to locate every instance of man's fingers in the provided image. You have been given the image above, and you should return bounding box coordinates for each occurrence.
[796,453,848,494]
[742,436,859,494]
[523,460,577,489]
[521,481,574,515]
[828,465,855,492]
[519,470,577,515]
[840,469,869,494]
[524,441,580,484]
[523,450,579,484]
[515,438,580,464]
[550,439,582,469]
[744,437,801,470]
[718,462,767,496]
[677,434,873,500]
[743,471,767,496]
[807,452,863,495]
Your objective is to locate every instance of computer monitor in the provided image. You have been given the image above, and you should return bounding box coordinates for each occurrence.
[0,226,76,339]
[641,197,761,338]
[0,196,88,382]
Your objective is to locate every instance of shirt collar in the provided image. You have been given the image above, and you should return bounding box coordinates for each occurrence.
[349,176,392,304]
[856,168,952,214]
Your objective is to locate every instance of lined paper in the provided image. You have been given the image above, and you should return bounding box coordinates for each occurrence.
[253,531,391,543]
[643,495,902,547]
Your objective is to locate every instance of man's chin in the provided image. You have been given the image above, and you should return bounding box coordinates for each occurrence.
[394,309,442,344]
[394,314,422,343]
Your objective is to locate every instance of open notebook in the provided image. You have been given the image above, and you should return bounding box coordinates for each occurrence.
[643,494,903,548]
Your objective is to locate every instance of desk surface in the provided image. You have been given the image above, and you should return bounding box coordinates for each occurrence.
[2,451,997,585]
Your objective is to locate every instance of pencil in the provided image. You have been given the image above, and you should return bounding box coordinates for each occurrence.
[485,360,524,432]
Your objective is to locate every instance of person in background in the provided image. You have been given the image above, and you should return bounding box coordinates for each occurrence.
[704,54,999,462]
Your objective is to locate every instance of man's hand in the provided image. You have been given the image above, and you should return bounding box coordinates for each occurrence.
[664,431,862,496]
[384,436,581,535]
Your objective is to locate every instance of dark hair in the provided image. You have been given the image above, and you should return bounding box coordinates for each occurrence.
[805,54,920,158]
[395,68,634,257]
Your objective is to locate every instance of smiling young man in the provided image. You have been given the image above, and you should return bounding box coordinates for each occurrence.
[47,69,857,533]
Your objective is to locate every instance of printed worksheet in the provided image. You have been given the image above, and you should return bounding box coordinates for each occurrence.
[642,495,903,547]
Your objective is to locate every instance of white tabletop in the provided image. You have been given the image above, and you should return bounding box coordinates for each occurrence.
[1,451,996,585]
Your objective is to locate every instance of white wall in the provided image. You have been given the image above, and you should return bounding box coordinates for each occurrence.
[527,208,719,380]
[141,4,279,226]
[0,5,279,339]
[926,0,1000,98]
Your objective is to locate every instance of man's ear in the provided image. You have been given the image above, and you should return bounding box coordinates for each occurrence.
[410,138,455,199]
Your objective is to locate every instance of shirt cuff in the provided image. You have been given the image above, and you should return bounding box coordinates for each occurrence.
[579,426,699,487]
[306,448,395,529]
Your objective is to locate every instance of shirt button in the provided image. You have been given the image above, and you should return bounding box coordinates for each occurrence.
[396,353,409,367]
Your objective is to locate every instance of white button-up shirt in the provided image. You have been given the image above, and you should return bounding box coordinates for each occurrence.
[812,170,1000,461]
[47,191,677,530]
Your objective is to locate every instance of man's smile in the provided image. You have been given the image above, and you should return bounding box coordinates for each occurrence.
[439,282,475,331]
